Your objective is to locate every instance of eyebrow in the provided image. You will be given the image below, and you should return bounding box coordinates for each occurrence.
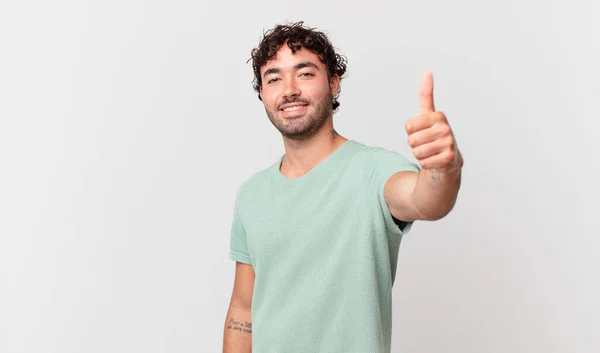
[262,61,320,78]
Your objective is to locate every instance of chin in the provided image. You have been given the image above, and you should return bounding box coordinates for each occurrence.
[277,121,312,137]
[282,114,304,120]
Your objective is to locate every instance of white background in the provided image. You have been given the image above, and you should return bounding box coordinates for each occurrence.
[1,0,598,352]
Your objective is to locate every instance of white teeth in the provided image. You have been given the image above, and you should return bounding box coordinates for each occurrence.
[283,105,305,112]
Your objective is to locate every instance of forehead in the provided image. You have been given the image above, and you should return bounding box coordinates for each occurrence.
[260,45,324,74]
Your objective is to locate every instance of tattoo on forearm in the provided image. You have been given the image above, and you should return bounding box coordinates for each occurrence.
[227,318,252,334]
[431,170,442,184]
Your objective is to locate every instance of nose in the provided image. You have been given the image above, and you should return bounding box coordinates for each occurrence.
[282,78,301,99]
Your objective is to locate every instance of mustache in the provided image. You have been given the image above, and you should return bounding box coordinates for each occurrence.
[278,98,310,110]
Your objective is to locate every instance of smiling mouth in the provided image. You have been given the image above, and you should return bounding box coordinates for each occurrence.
[282,106,305,112]
[279,103,309,112]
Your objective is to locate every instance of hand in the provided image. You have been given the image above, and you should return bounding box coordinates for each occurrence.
[405,71,463,173]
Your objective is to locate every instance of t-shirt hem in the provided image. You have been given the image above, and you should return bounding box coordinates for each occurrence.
[229,250,252,265]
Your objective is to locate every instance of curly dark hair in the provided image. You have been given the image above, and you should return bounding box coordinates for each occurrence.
[249,21,348,112]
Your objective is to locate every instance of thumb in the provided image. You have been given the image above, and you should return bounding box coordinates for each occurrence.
[419,71,435,115]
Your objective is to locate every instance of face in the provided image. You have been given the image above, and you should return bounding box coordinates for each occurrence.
[259,44,340,140]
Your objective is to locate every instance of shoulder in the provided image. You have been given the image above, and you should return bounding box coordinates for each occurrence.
[233,158,280,206]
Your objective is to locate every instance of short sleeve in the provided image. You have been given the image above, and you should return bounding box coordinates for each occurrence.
[228,190,252,265]
[369,148,421,236]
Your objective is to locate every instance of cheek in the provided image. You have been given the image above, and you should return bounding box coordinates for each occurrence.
[310,81,332,98]
[261,91,279,109]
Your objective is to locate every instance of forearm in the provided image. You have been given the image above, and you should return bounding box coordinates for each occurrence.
[223,305,252,353]
[412,162,462,220]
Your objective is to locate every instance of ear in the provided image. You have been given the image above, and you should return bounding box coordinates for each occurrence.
[259,85,263,100]
[330,74,340,95]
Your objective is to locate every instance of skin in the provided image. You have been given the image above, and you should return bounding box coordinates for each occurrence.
[385,71,464,222]
[223,262,254,353]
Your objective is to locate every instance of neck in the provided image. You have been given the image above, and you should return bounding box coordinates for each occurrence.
[279,121,348,179]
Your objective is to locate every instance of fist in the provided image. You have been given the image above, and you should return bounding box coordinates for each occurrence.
[405,71,462,172]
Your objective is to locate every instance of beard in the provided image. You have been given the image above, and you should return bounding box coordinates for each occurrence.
[264,91,333,140]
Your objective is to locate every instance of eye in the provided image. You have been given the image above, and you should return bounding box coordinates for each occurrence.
[300,72,314,77]
[267,77,280,84]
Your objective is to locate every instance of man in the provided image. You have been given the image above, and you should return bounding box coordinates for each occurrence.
[223,21,463,353]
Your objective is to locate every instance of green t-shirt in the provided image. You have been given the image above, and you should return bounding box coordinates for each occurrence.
[229,139,420,353]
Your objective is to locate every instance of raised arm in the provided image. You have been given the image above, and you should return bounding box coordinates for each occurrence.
[384,71,463,222]
[223,261,255,353]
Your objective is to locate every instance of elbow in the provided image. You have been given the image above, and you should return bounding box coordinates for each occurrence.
[422,210,450,221]
[417,199,457,221]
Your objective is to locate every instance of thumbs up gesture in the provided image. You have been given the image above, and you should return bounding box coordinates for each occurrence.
[405,72,463,173]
